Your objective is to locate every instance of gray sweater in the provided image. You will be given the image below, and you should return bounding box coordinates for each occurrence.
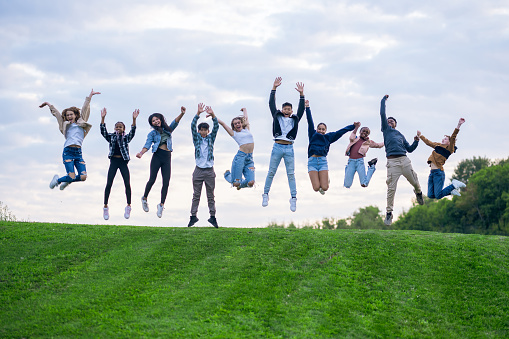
[380,97,418,157]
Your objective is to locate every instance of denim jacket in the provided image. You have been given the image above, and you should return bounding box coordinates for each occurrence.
[143,119,179,152]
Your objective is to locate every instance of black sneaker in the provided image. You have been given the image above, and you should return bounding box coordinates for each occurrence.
[368,158,378,167]
[188,216,199,227]
[416,192,424,205]
[208,216,219,228]
[384,212,393,226]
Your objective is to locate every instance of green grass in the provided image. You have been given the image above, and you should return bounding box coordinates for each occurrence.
[1,222,508,338]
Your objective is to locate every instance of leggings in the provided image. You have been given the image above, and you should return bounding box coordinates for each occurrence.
[104,157,131,205]
[143,148,172,204]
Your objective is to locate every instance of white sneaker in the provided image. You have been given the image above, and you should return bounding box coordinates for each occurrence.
[60,181,71,190]
[141,197,149,212]
[318,188,325,195]
[103,207,109,220]
[124,205,131,219]
[157,203,164,218]
[262,194,269,207]
[290,197,297,212]
[384,212,393,226]
[452,179,466,189]
[49,175,59,189]
[451,188,461,196]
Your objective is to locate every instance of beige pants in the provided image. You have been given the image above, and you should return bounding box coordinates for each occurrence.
[386,156,421,213]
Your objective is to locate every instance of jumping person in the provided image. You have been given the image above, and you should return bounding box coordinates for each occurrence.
[40,89,100,191]
[188,104,219,228]
[218,108,255,190]
[380,94,424,226]
[344,124,384,188]
[262,77,305,212]
[305,100,355,194]
[136,107,186,218]
[100,108,138,220]
[418,118,466,199]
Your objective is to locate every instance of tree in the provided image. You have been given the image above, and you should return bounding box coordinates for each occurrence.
[451,156,491,183]
[349,206,385,229]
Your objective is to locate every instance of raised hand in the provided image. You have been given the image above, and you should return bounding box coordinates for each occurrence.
[240,108,247,112]
[417,130,421,137]
[305,100,310,107]
[205,106,215,118]
[354,121,361,128]
[273,77,282,90]
[133,109,140,119]
[90,89,101,96]
[295,82,304,95]
[101,108,107,118]
[458,118,465,125]
[181,106,186,114]
[39,102,50,108]
[197,103,205,115]
[384,94,389,100]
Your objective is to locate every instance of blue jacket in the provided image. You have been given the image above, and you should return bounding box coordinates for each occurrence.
[380,97,418,157]
[143,119,179,152]
[191,114,219,161]
[307,107,354,158]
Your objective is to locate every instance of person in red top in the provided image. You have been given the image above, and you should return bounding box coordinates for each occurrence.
[344,124,384,188]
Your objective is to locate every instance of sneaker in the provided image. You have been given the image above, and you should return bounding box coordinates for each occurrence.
[451,188,461,196]
[208,216,219,228]
[188,216,199,227]
[368,158,378,167]
[384,212,393,226]
[141,197,149,212]
[318,188,325,195]
[103,207,109,220]
[290,197,297,212]
[59,181,71,190]
[156,203,164,218]
[452,179,466,190]
[124,205,131,219]
[262,193,269,207]
[415,192,424,205]
[49,174,59,189]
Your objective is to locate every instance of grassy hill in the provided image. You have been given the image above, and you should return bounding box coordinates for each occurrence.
[1,222,508,338]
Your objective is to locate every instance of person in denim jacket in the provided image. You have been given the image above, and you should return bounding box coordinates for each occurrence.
[100,107,138,220]
[218,107,255,190]
[136,107,186,218]
[40,88,100,191]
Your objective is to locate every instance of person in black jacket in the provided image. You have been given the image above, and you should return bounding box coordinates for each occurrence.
[262,77,305,212]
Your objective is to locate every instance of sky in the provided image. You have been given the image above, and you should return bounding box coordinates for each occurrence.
[1,0,508,228]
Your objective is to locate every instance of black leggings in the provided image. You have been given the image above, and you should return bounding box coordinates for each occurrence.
[104,157,131,205]
[144,148,172,204]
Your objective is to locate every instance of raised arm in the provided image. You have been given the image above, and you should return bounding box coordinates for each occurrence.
[40,101,63,129]
[99,108,111,141]
[240,108,250,130]
[404,135,419,153]
[448,118,465,149]
[81,89,101,122]
[418,130,439,148]
[217,118,234,136]
[327,124,356,144]
[295,82,305,120]
[125,109,139,143]
[269,77,282,116]
[305,100,316,139]
[174,106,186,124]
[349,122,360,142]
[191,103,205,137]
[205,106,220,142]
[380,95,389,132]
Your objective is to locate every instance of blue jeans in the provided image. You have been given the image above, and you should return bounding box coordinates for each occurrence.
[59,146,86,183]
[307,156,328,172]
[263,143,296,197]
[224,150,255,188]
[344,158,375,188]
[427,169,454,199]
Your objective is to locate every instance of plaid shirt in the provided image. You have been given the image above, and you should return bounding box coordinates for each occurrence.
[191,115,219,162]
[100,123,136,161]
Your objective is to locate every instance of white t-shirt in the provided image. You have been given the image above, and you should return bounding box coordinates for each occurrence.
[195,138,213,168]
[64,123,85,147]
[232,129,254,146]
[275,116,295,143]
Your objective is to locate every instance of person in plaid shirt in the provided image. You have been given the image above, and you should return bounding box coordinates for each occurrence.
[100,107,138,220]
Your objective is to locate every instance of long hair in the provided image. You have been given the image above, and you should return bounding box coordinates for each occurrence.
[148,113,170,133]
[231,116,247,130]
[61,106,81,122]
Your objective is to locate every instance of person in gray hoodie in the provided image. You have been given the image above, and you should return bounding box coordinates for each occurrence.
[380,95,424,226]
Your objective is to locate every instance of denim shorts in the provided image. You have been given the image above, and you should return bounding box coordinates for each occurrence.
[307,156,328,172]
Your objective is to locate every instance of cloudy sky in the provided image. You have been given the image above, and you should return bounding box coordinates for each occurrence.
[1,0,508,228]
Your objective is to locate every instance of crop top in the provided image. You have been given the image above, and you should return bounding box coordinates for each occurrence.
[232,129,254,146]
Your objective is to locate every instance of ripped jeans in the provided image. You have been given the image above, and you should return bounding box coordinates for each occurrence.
[224,150,255,188]
[58,146,86,183]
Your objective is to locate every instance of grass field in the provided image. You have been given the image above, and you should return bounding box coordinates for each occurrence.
[1,221,508,338]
